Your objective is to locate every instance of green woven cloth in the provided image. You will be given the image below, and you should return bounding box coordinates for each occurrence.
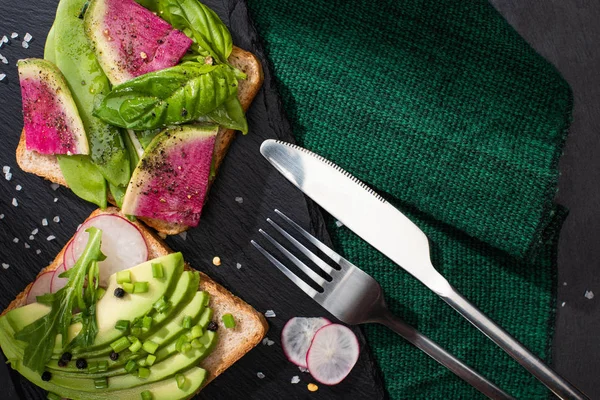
[248,0,572,398]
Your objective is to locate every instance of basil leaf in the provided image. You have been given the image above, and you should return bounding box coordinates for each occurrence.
[57,155,108,209]
[206,96,248,134]
[158,0,232,64]
[94,63,240,130]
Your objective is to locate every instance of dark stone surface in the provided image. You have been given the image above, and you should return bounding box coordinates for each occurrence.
[0,0,385,399]
[489,1,600,398]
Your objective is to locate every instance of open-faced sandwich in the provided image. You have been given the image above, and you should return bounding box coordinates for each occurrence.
[0,208,268,399]
[16,0,263,235]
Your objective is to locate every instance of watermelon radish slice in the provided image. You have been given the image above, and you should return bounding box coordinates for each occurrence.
[25,271,55,304]
[18,58,89,155]
[71,214,148,286]
[306,324,360,385]
[281,317,331,368]
[50,264,69,293]
[122,124,219,227]
[85,0,193,85]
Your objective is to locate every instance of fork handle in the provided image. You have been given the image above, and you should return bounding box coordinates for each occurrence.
[440,286,588,400]
[377,309,515,400]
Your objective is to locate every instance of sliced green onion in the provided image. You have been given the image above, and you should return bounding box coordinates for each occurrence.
[96,287,106,299]
[222,313,236,329]
[47,393,62,400]
[152,263,164,279]
[182,316,192,329]
[142,316,153,331]
[116,270,131,284]
[122,282,135,293]
[129,338,142,353]
[190,325,203,339]
[110,336,131,353]
[191,339,203,349]
[138,359,147,367]
[88,361,98,373]
[181,343,192,354]
[142,340,159,354]
[131,326,142,336]
[146,354,157,366]
[199,332,213,347]
[175,373,186,390]
[141,390,153,400]
[98,360,108,372]
[94,377,108,389]
[138,367,150,379]
[153,296,170,313]
[175,335,189,353]
[115,320,130,332]
[125,360,137,373]
[134,281,149,293]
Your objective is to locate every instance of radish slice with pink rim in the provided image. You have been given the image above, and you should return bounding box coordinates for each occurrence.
[63,239,76,269]
[50,264,68,293]
[281,317,331,368]
[71,214,148,287]
[306,324,360,385]
[25,271,54,304]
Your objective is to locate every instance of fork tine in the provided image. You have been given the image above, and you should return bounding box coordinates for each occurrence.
[267,217,337,275]
[258,229,328,287]
[251,240,319,298]
[274,209,344,266]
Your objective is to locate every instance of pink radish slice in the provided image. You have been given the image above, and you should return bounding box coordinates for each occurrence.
[50,264,68,293]
[71,214,147,287]
[25,271,54,304]
[281,317,331,368]
[306,324,360,385]
[63,240,76,269]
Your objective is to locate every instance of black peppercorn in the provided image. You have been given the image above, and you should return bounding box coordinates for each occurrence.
[110,351,119,361]
[114,287,125,298]
[60,352,72,362]
[207,321,218,332]
[57,359,68,368]
[76,358,87,369]
[41,371,52,381]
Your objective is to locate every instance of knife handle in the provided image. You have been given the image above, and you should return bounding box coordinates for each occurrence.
[377,309,515,400]
[440,287,589,400]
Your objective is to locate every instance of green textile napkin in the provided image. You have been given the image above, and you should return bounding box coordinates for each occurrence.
[248,0,572,398]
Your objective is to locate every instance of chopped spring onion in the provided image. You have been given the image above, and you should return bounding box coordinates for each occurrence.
[98,360,108,372]
[152,263,164,279]
[129,338,142,353]
[175,335,189,353]
[142,316,153,331]
[175,373,186,390]
[125,360,137,373]
[94,377,108,389]
[141,390,153,400]
[222,313,236,329]
[138,367,150,379]
[88,362,99,373]
[182,316,192,329]
[191,339,203,349]
[190,325,203,339]
[131,326,142,336]
[115,320,130,332]
[110,336,131,353]
[142,340,159,354]
[153,296,170,313]
[122,282,135,293]
[116,270,131,284]
[134,282,149,293]
[146,354,157,366]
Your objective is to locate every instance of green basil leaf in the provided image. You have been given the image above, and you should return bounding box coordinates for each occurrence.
[57,155,108,209]
[158,0,232,64]
[94,63,240,130]
[206,96,248,134]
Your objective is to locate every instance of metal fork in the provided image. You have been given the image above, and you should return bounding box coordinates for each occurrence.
[252,209,513,400]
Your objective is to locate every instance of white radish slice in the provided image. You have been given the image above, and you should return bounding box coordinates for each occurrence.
[63,240,76,269]
[25,271,54,304]
[306,324,360,385]
[71,214,147,287]
[50,264,68,293]
[281,317,331,368]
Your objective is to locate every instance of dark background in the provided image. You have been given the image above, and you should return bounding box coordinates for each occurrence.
[488,0,600,398]
[0,0,598,399]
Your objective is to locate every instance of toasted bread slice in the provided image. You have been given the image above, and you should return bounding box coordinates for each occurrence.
[1,207,268,392]
[16,46,264,235]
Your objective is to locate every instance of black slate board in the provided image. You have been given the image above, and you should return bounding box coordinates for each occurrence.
[0,0,386,399]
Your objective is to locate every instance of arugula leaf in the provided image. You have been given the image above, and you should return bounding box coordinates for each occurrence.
[14,227,105,374]
[206,96,248,134]
[157,0,232,64]
[93,63,240,130]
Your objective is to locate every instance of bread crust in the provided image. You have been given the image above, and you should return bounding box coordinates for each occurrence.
[1,207,268,395]
[16,46,264,235]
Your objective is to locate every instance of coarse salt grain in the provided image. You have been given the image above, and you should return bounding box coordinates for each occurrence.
[1,56,7,64]
[563,282,567,286]
[266,339,274,346]
[561,301,566,307]
[2,166,9,174]
[53,198,58,203]
[0,73,5,81]
[212,256,221,266]
[256,372,265,379]
[262,338,268,345]
[29,235,34,240]
[585,290,594,300]
[1,36,8,43]
[42,218,48,226]
[235,196,243,204]
[24,243,30,249]
[16,185,22,191]
[178,231,187,240]
[22,41,29,49]
[31,228,38,235]
[12,198,18,207]
[264,310,276,318]
[10,33,18,39]
[47,235,56,241]
[335,220,344,227]
[298,366,309,373]
[53,216,60,223]
[12,238,18,243]
[50,183,59,191]
[0,214,4,219]
[2,263,9,269]
[291,376,300,384]
[236,263,242,269]
[24,33,32,42]
[36,249,41,254]
[5,172,13,180]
